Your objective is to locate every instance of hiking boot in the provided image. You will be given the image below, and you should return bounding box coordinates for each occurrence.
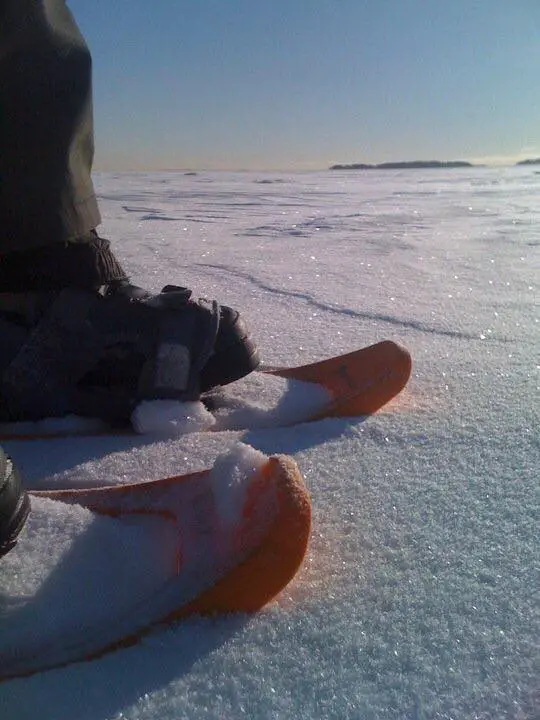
[0,284,259,423]
[103,283,260,394]
[0,229,259,421]
[0,448,30,559]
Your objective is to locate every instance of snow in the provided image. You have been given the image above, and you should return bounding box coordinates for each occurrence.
[132,399,217,435]
[208,374,331,431]
[1,167,538,719]
[208,443,268,527]
[1,443,278,681]
[1,497,177,667]
[130,374,331,435]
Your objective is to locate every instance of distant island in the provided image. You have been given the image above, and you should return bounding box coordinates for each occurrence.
[330,160,474,170]
[516,158,540,166]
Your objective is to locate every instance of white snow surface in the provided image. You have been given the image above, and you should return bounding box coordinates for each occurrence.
[1,168,538,719]
[208,443,269,528]
[131,399,217,435]
[0,498,177,660]
[131,374,331,436]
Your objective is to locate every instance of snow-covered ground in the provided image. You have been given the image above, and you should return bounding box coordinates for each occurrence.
[1,167,538,719]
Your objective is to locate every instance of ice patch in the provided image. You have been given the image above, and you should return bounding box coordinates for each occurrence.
[131,399,216,435]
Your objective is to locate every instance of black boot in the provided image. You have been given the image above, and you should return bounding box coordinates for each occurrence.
[0,231,259,422]
[199,304,260,392]
[0,449,30,559]
[104,283,261,394]
[0,284,260,423]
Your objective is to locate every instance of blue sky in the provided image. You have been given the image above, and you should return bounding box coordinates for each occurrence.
[70,0,539,171]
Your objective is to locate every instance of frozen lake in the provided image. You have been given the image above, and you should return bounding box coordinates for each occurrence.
[1,167,538,719]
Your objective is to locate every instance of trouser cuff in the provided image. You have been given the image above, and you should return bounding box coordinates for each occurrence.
[0,234,127,292]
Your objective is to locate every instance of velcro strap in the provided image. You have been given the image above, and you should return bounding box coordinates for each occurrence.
[138,298,220,401]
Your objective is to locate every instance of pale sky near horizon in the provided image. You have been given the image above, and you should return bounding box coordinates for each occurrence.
[70,0,539,171]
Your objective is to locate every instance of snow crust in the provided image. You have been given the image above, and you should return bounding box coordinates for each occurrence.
[209,374,331,430]
[1,168,538,720]
[130,375,330,436]
[131,400,216,435]
[209,443,268,526]
[0,496,177,661]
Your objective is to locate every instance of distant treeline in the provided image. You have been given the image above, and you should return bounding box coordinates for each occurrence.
[329,160,474,170]
[330,158,540,170]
